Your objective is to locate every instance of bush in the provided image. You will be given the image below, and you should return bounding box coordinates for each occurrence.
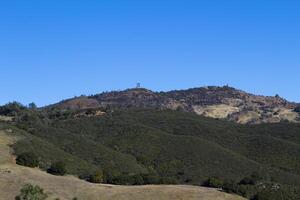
[206,177,224,188]
[89,170,104,183]
[16,152,39,168]
[131,174,144,185]
[108,174,146,185]
[222,179,238,193]
[15,184,47,200]
[142,174,160,184]
[239,177,255,185]
[159,177,179,184]
[47,161,66,176]
[252,190,274,200]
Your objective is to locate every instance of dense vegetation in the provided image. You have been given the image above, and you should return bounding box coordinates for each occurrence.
[16,152,39,168]
[1,102,300,199]
[47,161,67,176]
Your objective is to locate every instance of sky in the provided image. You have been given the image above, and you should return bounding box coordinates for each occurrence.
[0,0,299,106]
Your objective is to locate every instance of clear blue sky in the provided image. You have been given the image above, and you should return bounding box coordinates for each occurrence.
[1,0,299,106]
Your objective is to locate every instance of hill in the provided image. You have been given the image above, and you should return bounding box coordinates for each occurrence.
[0,129,245,200]
[0,103,299,199]
[49,86,300,124]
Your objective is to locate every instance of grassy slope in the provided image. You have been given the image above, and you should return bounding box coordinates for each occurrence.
[0,129,245,200]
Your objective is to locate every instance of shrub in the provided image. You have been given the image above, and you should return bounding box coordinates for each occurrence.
[89,170,104,183]
[16,152,39,168]
[132,174,144,185]
[207,177,224,188]
[249,172,263,184]
[142,174,160,184]
[159,177,179,184]
[15,184,47,200]
[47,161,66,176]
[252,190,274,200]
[222,179,238,193]
[239,177,255,185]
[109,174,146,185]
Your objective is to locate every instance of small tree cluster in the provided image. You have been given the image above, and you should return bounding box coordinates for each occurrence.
[47,161,66,176]
[202,177,224,188]
[0,102,26,116]
[16,152,39,168]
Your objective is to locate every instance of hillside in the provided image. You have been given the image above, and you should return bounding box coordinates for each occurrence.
[0,88,300,199]
[0,129,245,200]
[0,103,299,199]
[50,86,300,124]
[8,109,300,183]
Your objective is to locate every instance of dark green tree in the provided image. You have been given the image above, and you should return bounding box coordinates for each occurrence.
[47,161,66,176]
[16,152,39,168]
[207,177,224,188]
[28,103,37,110]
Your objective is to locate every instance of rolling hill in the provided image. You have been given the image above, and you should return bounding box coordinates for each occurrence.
[0,86,300,199]
[0,130,245,200]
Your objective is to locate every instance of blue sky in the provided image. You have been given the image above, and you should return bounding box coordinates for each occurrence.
[0,0,299,106]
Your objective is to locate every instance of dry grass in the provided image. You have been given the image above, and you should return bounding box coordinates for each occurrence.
[0,115,13,122]
[193,104,240,119]
[278,108,299,122]
[0,131,16,165]
[236,111,261,124]
[0,130,245,200]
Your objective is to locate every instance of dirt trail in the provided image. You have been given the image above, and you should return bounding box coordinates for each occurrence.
[0,130,245,200]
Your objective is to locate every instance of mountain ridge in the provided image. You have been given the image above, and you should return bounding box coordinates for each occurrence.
[49,86,300,124]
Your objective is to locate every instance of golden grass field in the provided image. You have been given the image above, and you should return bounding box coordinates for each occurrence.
[0,130,245,200]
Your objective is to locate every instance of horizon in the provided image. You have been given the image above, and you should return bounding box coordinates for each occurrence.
[1,1,299,106]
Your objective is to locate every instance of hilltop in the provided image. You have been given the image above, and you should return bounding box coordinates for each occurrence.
[50,86,300,124]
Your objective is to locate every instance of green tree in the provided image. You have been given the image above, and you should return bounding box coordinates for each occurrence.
[0,101,25,116]
[132,174,144,185]
[28,103,37,110]
[207,177,224,188]
[15,184,47,200]
[47,161,66,176]
[239,176,255,185]
[89,170,104,183]
[16,152,39,168]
